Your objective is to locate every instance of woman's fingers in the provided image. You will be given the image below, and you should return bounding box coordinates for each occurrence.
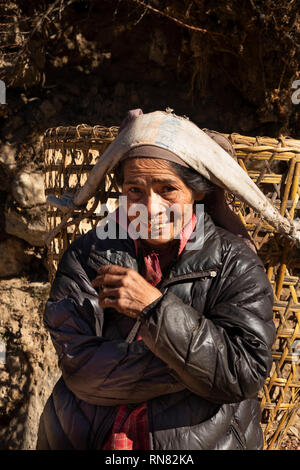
[98,295,138,318]
[92,274,124,288]
[99,296,119,309]
[92,264,161,317]
[92,265,133,287]
[92,265,135,289]
[97,265,129,275]
[98,287,123,299]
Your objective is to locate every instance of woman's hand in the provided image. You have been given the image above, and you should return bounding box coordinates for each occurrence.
[92,265,162,318]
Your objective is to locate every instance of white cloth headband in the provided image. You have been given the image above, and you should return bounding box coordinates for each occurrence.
[47,111,300,244]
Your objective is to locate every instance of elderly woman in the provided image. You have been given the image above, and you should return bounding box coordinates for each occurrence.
[37,111,275,450]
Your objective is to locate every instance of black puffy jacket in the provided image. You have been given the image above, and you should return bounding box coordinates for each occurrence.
[37,213,275,450]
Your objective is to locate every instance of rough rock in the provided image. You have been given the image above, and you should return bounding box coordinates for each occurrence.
[0,166,11,192]
[39,100,57,118]
[0,237,33,278]
[5,201,47,246]
[0,278,60,450]
[0,143,17,173]
[0,144,17,191]
[149,28,168,67]
[12,171,46,208]
[114,82,126,98]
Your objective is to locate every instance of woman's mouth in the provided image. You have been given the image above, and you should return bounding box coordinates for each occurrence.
[148,221,171,230]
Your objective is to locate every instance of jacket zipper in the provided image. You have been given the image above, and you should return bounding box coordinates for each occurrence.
[90,407,119,450]
[147,270,218,451]
[160,270,218,289]
[230,423,246,450]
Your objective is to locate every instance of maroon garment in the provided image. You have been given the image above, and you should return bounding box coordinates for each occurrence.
[101,403,149,450]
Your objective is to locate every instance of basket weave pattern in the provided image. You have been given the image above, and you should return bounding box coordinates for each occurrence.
[225,133,300,449]
[43,126,300,450]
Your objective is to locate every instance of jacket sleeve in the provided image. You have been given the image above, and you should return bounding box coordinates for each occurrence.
[44,236,184,406]
[139,238,276,404]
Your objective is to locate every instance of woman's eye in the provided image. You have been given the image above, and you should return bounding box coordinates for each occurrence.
[162,186,176,192]
[128,187,141,194]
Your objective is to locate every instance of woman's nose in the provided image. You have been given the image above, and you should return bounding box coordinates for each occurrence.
[145,191,166,219]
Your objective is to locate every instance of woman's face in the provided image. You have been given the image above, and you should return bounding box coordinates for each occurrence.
[122,158,204,247]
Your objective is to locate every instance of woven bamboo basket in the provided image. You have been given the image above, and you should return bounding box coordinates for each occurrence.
[43,124,300,450]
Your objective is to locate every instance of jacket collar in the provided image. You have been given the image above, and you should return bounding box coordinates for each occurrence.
[91,211,222,279]
[162,211,223,280]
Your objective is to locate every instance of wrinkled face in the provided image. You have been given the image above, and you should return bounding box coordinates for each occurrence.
[122,158,204,247]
